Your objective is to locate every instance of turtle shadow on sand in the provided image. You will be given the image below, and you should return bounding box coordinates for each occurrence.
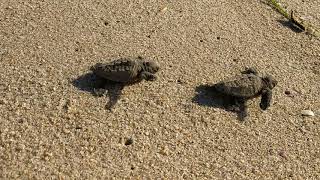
[192,84,248,121]
[72,72,130,110]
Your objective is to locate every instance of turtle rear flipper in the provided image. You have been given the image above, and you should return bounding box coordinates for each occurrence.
[105,84,124,110]
[234,98,248,120]
[260,88,272,110]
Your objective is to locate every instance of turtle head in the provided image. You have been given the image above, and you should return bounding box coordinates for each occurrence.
[263,75,277,89]
[143,61,160,74]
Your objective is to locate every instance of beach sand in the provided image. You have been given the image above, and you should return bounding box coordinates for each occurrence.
[0,0,319,179]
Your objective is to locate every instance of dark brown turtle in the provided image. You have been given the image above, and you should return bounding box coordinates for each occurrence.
[213,68,277,118]
[90,57,159,83]
[90,57,159,110]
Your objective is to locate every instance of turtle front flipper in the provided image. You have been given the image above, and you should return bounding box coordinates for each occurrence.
[260,88,272,110]
[139,71,157,81]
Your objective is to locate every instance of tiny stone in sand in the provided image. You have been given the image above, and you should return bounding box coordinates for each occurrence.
[125,138,134,146]
[301,110,315,117]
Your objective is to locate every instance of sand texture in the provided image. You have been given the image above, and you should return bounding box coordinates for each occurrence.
[0,0,320,179]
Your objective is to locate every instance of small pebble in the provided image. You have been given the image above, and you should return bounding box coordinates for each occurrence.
[0,49,7,55]
[278,150,287,159]
[232,58,239,62]
[160,7,168,13]
[285,90,296,97]
[0,99,7,104]
[301,110,315,117]
[159,146,170,156]
[284,90,291,95]
[125,138,133,146]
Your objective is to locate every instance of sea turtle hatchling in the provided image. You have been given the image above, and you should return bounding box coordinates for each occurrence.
[213,68,277,117]
[90,57,160,83]
[90,57,159,110]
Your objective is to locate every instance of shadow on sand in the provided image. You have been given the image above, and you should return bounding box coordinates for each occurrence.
[277,19,304,33]
[192,84,247,121]
[72,72,125,110]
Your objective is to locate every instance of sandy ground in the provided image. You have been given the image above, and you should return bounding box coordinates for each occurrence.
[0,0,320,179]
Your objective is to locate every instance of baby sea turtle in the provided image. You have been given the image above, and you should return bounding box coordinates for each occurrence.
[90,57,159,110]
[91,57,159,83]
[213,68,277,118]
